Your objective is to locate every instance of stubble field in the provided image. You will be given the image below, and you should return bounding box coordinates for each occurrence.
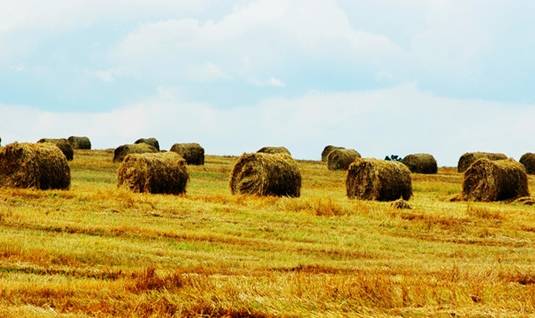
[0,150,534,317]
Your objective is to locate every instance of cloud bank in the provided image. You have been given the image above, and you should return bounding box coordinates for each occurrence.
[1,0,535,165]
[2,84,534,165]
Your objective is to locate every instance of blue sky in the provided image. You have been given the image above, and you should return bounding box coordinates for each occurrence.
[1,0,535,165]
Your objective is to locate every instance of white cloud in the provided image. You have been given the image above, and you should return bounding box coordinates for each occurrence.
[92,69,116,83]
[2,0,532,102]
[252,77,285,88]
[2,84,534,166]
[407,1,493,75]
[9,64,25,72]
[185,62,229,82]
[1,0,535,163]
[0,0,218,67]
[0,0,210,32]
[111,0,402,83]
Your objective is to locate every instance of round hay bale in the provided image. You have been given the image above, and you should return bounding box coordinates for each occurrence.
[257,146,291,156]
[170,143,205,165]
[134,138,160,151]
[346,158,412,201]
[37,138,74,161]
[462,158,529,202]
[321,145,344,162]
[448,194,464,202]
[113,144,158,163]
[402,153,438,174]
[457,152,507,173]
[230,153,301,197]
[67,136,91,150]
[519,153,535,174]
[327,148,361,170]
[390,199,412,209]
[0,143,70,190]
[117,152,189,194]
[514,196,535,206]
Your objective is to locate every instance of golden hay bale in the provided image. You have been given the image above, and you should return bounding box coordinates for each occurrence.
[448,194,464,202]
[257,146,292,156]
[346,158,412,201]
[37,138,74,161]
[0,143,70,190]
[514,196,535,206]
[117,152,189,194]
[134,138,160,151]
[67,136,91,150]
[462,158,529,202]
[519,153,535,174]
[402,153,438,174]
[457,152,507,173]
[327,148,361,170]
[113,143,158,163]
[170,143,205,165]
[321,145,344,162]
[229,153,301,197]
[390,199,412,209]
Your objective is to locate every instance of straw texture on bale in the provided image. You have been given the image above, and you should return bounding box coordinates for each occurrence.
[327,148,361,170]
[457,152,507,173]
[37,138,74,161]
[519,153,535,174]
[134,138,160,151]
[402,153,438,174]
[514,196,535,206]
[117,152,188,194]
[462,158,529,202]
[0,143,70,190]
[390,199,412,209]
[346,158,412,201]
[170,143,205,165]
[113,143,158,163]
[230,153,301,197]
[321,145,344,162]
[257,146,291,156]
[68,136,91,150]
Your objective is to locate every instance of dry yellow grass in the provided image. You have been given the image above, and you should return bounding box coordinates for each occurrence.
[0,149,534,317]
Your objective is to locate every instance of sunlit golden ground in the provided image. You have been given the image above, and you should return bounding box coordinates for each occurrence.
[0,150,534,317]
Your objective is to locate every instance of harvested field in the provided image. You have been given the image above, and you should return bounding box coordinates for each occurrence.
[0,150,533,317]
